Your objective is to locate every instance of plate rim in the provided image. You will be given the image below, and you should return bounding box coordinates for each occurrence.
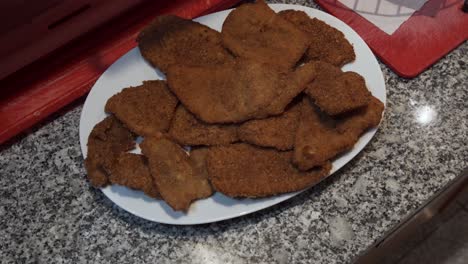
[79,3,386,225]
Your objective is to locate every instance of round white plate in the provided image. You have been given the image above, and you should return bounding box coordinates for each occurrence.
[80,4,386,225]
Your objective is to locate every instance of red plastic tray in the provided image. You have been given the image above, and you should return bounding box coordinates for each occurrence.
[316,0,468,78]
[0,0,240,145]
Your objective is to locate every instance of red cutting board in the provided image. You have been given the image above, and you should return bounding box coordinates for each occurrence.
[0,0,240,145]
[316,0,468,78]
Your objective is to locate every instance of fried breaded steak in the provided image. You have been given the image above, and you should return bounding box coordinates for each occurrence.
[278,10,355,67]
[140,136,213,211]
[189,148,211,184]
[238,101,301,151]
[168,105,238,146]
[109,153,160,199]
[293,97,357,171]
[206,143,332,198]
[293,96,384,170]
[306,68,371,115]
[85,116,135,187]
[222,0,309,68]
[337,96,385,136]
[105,80,178,137]
[166,60,319,123]
[137,15,233,73]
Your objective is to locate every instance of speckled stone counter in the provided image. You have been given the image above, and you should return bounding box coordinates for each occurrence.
[1,1,467,263]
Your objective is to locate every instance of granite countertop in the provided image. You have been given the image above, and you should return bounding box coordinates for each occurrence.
[1,1,467,263]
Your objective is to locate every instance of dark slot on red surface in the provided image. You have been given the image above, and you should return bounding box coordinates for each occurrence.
[0,0,241,145]
[48,4,91,30]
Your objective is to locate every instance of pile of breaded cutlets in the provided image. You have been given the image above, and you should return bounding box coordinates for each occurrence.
[84,0,384,212]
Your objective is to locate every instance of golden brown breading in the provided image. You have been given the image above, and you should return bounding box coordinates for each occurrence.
[137,15,233,73]
[278,10,355,67]
[140,136,213,211]
[293,97,357,171]
[109,153,160,199]
[84,116,135,187]
[336,96,385,136]
[306,70,371,115]
[206,143,331,198]
[238,102,301,150]
[262,62,321,115]
[168,105,238,146]
[189,148,212,187]
[293,96,384,170]
[105,80,178,137]
[166,60,319,123]
[307,60,343,80]
[222,0,309,68]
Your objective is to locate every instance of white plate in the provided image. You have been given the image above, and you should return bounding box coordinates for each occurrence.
[79,4,386,225]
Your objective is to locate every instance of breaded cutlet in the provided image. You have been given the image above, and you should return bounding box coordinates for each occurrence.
[293,96,384,170]
[293,97,357,171]
[140,136,213,211]
[278,10,355,67]
[238,101,301,151]
[337,96,385,136]
[206,143,331,198]
[189,148,212,187]
[109,153,160,199]
[84,116,135,187]
[222,0,309,69]
[306,69,371,116]
[137,15,233,73]
[166,60,319,123]
[168,105,238,146]
[105,80,178,137]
